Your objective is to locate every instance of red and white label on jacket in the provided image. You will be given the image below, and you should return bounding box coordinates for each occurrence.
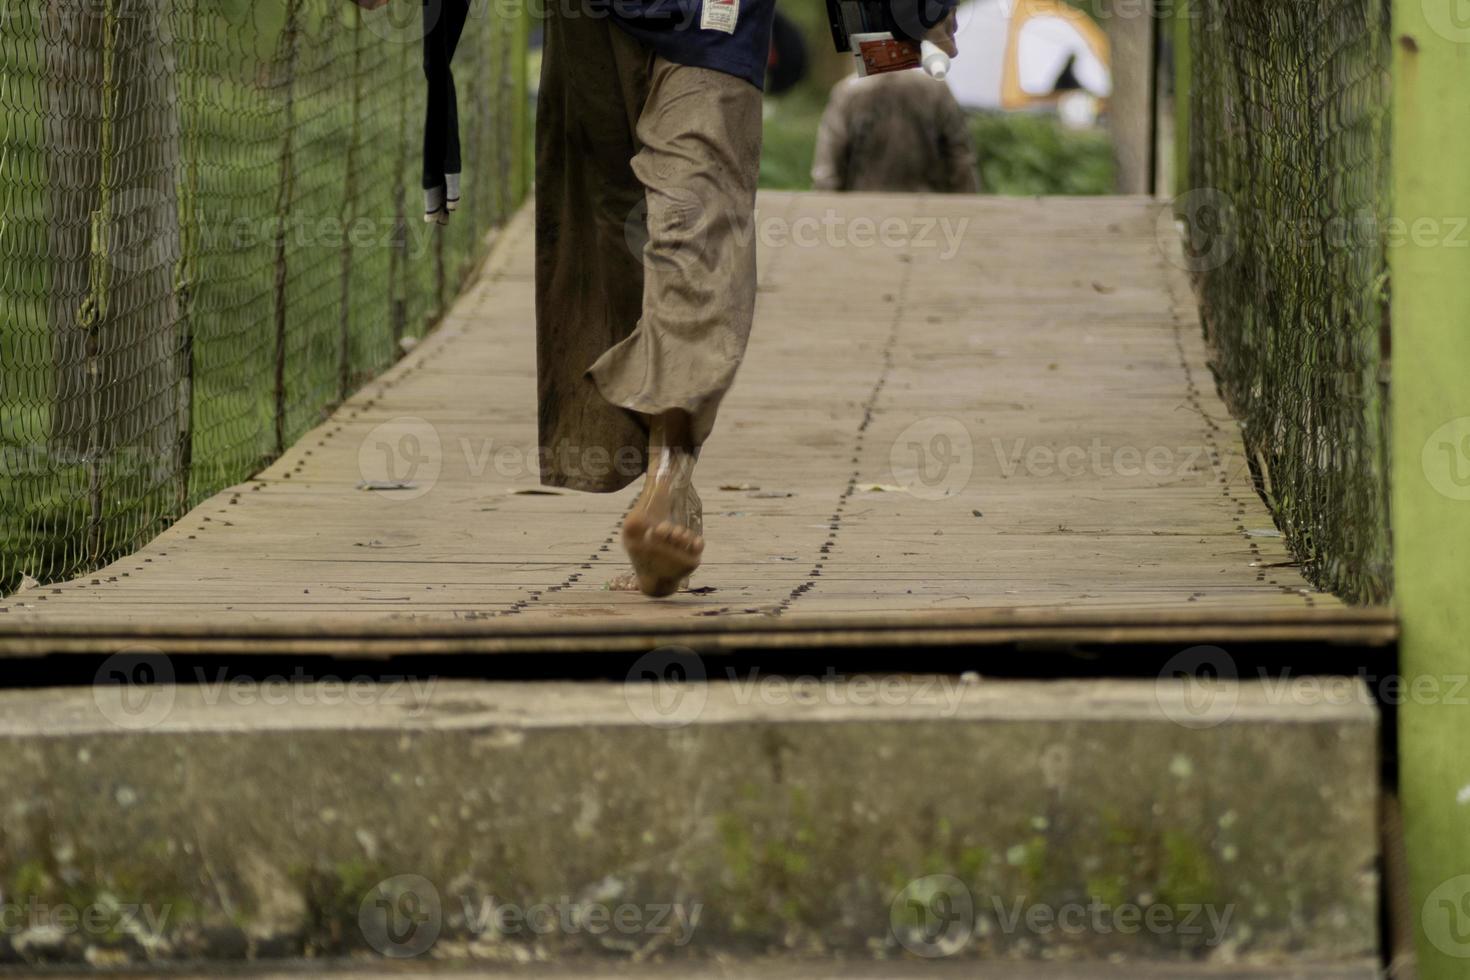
[701,0,739,34]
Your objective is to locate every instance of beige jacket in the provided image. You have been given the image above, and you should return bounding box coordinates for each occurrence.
[811,72,981,194]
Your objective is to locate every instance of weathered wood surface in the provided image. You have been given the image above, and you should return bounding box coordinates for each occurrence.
[0,194,1393,653]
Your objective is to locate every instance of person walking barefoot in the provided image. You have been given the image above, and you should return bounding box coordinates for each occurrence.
[535,0,959,597]
[620,412,704,598]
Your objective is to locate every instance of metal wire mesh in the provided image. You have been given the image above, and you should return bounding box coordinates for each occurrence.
[1,0,527,593]
[1184,0,1392,603]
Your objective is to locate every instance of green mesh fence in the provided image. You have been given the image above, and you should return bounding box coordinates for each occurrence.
[0,0,528,594]
[1183,0,1393,604]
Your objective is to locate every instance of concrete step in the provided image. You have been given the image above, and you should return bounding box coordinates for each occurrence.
[0,674,1378,971]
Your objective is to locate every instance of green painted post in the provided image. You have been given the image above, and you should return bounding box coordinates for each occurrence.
[1391,1,1470,975]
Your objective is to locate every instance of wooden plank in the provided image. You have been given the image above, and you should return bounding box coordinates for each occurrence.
[0,610,1397,657]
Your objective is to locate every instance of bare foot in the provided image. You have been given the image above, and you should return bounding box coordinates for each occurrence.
[623,520,702,598]
[608,485,701,593]
[621,447,704,598]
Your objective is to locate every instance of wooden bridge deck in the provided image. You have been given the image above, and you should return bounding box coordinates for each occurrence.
[0,194,1394,655]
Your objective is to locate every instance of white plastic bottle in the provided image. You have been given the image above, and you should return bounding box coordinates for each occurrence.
[920,40,951,81]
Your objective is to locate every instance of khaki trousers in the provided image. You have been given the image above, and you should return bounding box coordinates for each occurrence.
[534,1,764,493]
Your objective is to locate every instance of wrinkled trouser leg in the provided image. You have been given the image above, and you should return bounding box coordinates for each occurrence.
[586,58,763,460]
[535,0,762,493]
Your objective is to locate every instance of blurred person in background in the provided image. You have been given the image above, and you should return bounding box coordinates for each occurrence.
[812,71,980,194]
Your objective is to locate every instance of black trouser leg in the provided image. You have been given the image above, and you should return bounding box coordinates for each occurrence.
[423,0,472,213]
[442,0,468,185]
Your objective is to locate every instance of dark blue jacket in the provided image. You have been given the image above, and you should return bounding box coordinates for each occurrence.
[606,0,778,89]
[604,0,954,90]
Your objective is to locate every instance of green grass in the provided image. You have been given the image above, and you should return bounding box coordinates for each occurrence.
[761,90,1115,195]
[968,111,1115,195]
[760,89,829,190]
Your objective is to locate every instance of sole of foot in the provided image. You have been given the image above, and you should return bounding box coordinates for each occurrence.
[622,513,704,598]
